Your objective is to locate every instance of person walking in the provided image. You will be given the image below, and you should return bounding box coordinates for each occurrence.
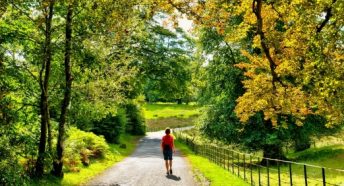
[161,128,175,175]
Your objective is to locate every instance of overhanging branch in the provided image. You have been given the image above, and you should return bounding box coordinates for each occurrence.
[316,0,337,33]
[252,0,284,90]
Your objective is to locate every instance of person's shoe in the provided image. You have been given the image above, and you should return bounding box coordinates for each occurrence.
[166,171,170,175]
[170,169,172,175]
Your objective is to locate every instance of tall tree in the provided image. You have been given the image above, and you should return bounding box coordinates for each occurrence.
[52,0,74,177]
[137,23,194,103]
[155,0,343,158]
[50,0,151,176]
[158,0,344,128]
[36,0,55,177]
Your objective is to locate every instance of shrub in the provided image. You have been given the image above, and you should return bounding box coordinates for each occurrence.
[92,108,127,144]
[125,103,146,135]
[63,127,109,172]
[0,136,28,185]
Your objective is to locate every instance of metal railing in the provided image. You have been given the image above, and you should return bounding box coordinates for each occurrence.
[176,132,344,186]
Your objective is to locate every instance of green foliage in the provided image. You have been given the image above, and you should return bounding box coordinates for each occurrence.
[29,134,142,186]
[92,108,127,144]
[63,127,110,172]
[136,22,195,103]
[0,136,28,185]
[197,27,341,159]
[125,103,146,135]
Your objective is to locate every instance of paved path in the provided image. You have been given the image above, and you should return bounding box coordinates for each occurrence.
[86,131,197,186]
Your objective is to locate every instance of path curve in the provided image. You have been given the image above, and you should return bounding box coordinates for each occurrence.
[86,131,197,186]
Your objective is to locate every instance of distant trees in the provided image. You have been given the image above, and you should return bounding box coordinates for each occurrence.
[136,22,195,104]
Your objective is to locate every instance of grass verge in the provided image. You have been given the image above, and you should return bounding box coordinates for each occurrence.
[175,140,249,186]
[29,134,142,186]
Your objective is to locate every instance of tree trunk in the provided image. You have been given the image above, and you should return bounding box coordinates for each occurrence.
[294,131,311,152]
[295,139,311,152]
[261,144,286,165]
[177,99,182,104]
[52,1,73,177]
[261,119,287,165]
[35,0,55,177]
[47,119,52,153]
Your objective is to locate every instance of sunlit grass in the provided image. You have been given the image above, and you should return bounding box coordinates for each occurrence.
[146,116,198,129]
[175,140,249,186]
[177,129,344,186]
[143,103,200,119]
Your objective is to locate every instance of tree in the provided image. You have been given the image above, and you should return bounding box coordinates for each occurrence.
[52,0,74,177]
[156,0,344,142]
[51,0,151,177]
[1,0,153,179]
[136,21,194,103]
[35,0,55,176]
[197,27,340,160]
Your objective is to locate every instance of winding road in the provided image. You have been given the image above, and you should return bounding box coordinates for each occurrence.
[86,131,197,186]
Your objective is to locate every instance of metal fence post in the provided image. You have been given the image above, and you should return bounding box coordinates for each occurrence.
[278,161,281,186]
[250,156,253,185]
[322,167,326,186]
[210,145,212,161]
[304,165,308,186]
[232,150,234,173]
[227,149,230,171]
[217,147,219,165]
[223,148,226,169]
[214,146,216,164]
[207,145,210,159]
[267,159,270,186]
[214,146,216,163]
[238,152,240,177]
[289,163,293,186]
[258,157,261,186]
[244,154,246,180]
[213,146,215,163]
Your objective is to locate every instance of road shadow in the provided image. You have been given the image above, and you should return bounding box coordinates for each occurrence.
[165,174,181,181]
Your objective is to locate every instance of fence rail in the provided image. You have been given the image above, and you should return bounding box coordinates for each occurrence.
[176,132,344,186]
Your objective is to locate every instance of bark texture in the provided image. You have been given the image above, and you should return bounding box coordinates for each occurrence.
[52,1,73,177]
[35,0,55,177]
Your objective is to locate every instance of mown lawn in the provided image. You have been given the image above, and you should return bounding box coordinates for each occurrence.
[29,134,142,186]
[144,103,200,130]
[175,140,249,186]
[146,116,198,129]
[143,103,200,119]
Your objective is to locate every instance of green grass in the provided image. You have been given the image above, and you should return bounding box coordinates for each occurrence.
[236,145,344,186]
[29,134,142,186]
[143,103,200,119]
[146,116,198,129]
[177,130,344,186]
[175,140,249,186]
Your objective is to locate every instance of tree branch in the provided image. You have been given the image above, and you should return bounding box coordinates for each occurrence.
[316,0,337,33]
[167,0,203,23]
[224,42,236,64]
[9,1,45,32]
[252,0,284,90]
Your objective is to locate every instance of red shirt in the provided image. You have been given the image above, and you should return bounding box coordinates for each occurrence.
[161,134,174,150]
